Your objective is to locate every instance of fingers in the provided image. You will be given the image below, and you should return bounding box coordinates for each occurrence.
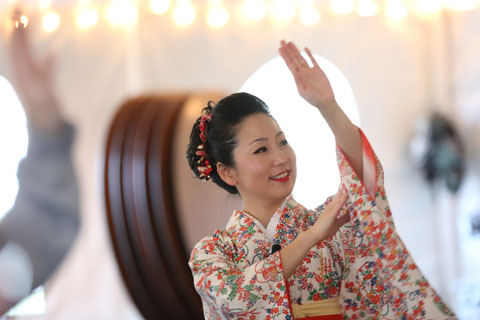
[330,213,350,238]
[10,10,28,51]
[279,40,298,73]
[10,10,36,75]
[331,190,348,209]
[336,212,350,225]
[329,191,350,237]
[322,190,348,223]
[305,47,319,68]
[287,42,307,67]
[279,39,308,71]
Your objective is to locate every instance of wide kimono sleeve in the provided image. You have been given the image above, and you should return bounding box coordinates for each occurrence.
[189,231,292,320]
[330,128,457,319]
[0,123,80,304]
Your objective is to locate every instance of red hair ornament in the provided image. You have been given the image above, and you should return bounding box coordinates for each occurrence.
[196,112,213,180]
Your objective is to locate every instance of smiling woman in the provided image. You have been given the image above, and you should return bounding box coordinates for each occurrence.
[239,51,360,209]
[186,40,457,320]
[186,93,298,227]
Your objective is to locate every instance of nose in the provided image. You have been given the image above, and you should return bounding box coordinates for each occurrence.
[272,147,288,166]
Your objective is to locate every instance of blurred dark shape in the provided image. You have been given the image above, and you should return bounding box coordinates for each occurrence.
[104,94,204,320]
[421,112,465,193]
[472,213,480,235]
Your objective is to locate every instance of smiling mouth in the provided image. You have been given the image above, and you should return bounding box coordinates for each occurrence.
[270,170,290,182]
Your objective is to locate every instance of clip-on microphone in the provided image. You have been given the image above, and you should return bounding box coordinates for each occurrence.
[271,244,281,254]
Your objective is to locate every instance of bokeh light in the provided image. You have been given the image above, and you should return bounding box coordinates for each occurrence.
[242,0,268,21]
[42,12,60,32]
[151,0,171,15]
[385,0,408,20]
[356,0,380,17]
[270,0,296,21]
[76,7,99,29]
[207,0,229,28]
[173,0,196,27]
[106,0,138,27]
[329,0,355,15]
[299,7,320,25]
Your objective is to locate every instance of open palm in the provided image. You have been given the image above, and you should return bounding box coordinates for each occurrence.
[278,40,336,109]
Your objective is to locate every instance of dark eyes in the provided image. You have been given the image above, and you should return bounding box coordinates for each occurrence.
[253,147,267,154]
[253,140,288,154]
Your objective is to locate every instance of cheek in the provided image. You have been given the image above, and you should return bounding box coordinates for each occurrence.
[236,156,270,179]
[288,147,297,167]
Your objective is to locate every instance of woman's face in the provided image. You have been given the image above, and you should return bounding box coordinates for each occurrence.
[227,113,297,207]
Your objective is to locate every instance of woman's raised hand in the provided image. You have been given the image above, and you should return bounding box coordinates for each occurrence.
[9,10,63,134]
[278,40,336,110]
[310,191,350,243]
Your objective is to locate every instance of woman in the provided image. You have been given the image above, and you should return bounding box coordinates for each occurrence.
[187,41,456,319]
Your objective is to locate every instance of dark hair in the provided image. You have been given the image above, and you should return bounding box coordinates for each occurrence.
[186,92,271,194]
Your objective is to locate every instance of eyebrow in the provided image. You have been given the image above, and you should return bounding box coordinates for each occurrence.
[249,131,284,145]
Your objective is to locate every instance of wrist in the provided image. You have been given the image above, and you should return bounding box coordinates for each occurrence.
[314,99,338,112]
[301,228,321,248]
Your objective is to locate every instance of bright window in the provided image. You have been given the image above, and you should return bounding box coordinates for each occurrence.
[6,287,46,316]
[240,54,359,209]
[0,76,28,220]
[0,76,45,315]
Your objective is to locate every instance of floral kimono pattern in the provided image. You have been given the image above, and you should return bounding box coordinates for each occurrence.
[189,129,457,319]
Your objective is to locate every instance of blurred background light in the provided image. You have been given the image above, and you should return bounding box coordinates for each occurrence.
[242,0,268,21]
[329,0,355,15]
[151,0,171,15]
[42,11,60,32]
[444,0,479,11]
[270,0,296,21]
[386,0,408,20]
[173,0,196,27]
[356,0,380,17]
[106,0,138,27]
[76,6,99,29]
[207,0,229,28]
[299,7,320,25]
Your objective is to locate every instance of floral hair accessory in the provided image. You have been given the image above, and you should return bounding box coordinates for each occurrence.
[196,111,213,180]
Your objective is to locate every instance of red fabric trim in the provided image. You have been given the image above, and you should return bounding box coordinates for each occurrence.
[278,251,294,318]
[295,315,343,320]
[360,128,377,193]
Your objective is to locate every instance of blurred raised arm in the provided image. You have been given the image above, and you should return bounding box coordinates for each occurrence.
[0,12,80,315]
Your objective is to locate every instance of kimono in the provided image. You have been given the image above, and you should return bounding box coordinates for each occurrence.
[189,130,457,319]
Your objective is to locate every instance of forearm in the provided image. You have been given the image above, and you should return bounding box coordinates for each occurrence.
[280,229,317,279]
[280,191,348,279]
[0,122,79,308]
[316,100,363,181]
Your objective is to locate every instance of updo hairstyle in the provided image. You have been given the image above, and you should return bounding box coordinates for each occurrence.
[186,92,271,194]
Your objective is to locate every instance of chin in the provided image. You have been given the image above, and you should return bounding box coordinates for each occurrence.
[275,183,295,201]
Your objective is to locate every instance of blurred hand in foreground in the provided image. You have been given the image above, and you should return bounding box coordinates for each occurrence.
[9,9,63,133]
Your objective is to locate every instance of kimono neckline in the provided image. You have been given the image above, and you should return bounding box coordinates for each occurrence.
[232,195,295,242]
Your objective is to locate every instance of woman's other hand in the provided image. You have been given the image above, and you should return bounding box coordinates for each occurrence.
[309,191,350,243]
[9,9,63,134]
[278,40,336,110]
[279,190,350,279]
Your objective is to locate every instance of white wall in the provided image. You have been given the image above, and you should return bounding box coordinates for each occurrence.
[1,7,479,319]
